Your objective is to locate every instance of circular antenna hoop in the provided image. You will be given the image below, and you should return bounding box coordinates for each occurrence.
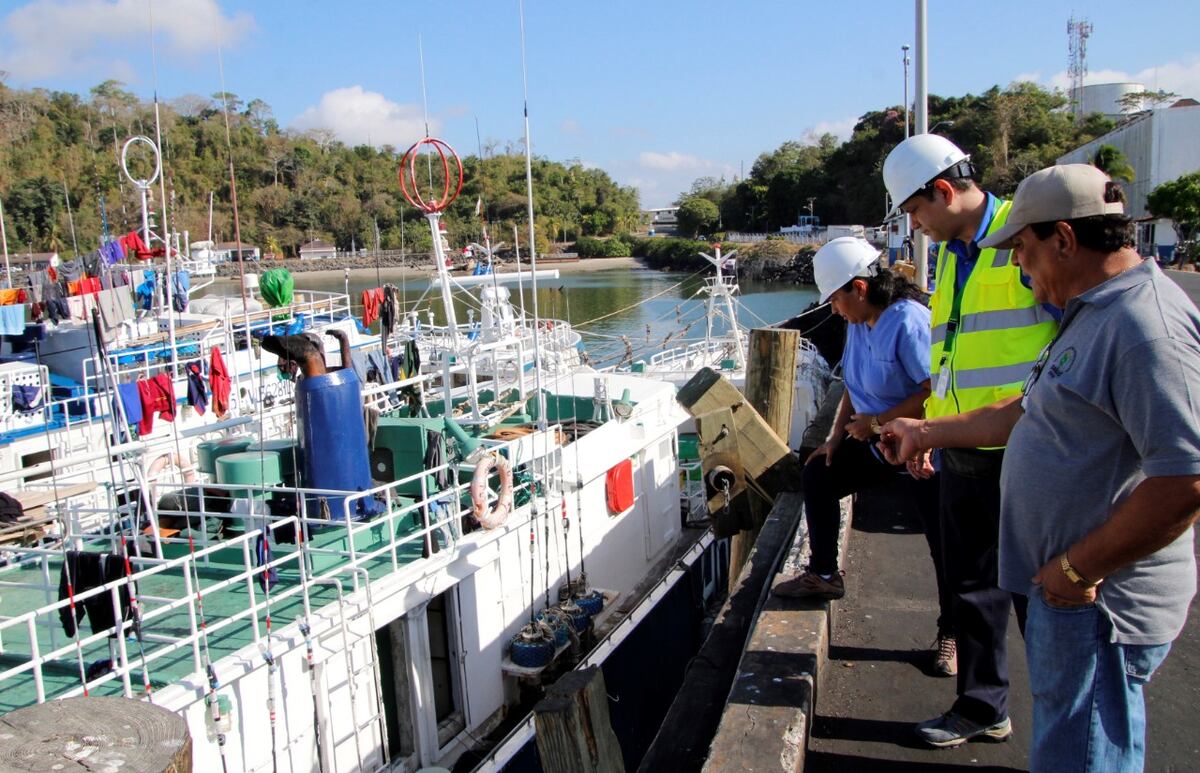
[398,137,463,214]
[120,135,162,190]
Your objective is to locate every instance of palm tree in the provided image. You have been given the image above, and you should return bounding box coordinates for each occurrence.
[1092,145,1135,183]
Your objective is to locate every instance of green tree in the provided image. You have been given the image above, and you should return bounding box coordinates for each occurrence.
[1091,144,1135,182]
[675,196,720,238]
[1147,172,1200,263]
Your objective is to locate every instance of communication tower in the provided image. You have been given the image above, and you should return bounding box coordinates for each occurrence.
[1067,15,1094,124]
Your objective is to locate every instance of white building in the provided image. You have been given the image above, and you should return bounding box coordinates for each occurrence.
[299,239,337,260]
[1057,102,1200,260]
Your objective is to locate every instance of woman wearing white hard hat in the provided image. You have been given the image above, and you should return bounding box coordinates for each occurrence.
[774,237,954,675]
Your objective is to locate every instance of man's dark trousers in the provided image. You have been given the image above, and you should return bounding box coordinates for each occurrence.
[940,447,1011,724]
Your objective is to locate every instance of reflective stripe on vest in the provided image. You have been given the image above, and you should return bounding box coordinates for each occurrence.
[931,306,1056,345]
[926,199,1058,424]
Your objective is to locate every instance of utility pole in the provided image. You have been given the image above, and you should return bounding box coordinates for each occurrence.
[914,0,930,290]
[902,44,911,138]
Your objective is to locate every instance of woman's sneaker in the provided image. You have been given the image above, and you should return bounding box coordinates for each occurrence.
[934,634,957,677]
[771,571,845,600]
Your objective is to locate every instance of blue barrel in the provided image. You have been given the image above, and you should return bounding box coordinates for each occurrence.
[296,369,377,520]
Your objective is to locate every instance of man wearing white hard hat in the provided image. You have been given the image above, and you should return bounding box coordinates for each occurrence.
[881,134,1059,747]
[879,164,1200,772]
[774,237,953,676]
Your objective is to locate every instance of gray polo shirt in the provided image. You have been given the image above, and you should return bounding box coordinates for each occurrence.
[1000,259,1200,645]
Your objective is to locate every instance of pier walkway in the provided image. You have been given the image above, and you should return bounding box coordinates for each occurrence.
[705,267,1200,772]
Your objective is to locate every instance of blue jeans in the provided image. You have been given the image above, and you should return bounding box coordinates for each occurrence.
[1026,591,1171,773]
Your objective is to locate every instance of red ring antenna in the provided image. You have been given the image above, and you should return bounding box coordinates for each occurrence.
[399,137,464,214]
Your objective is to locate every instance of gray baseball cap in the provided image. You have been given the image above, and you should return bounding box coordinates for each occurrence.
[980,164,1126,250]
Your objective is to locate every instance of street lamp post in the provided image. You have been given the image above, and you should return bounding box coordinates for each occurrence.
[902,45,911,138]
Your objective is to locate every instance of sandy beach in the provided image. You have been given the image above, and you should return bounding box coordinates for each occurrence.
[211,256,646,285]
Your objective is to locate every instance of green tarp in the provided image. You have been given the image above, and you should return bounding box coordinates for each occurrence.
[260,268,294,308]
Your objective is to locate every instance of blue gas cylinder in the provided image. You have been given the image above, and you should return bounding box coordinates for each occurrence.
[295,368,378,520]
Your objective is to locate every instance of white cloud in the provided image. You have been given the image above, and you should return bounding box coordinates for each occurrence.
[291,86,433,148]
[1027,56,1200,101]
[638,151,712,172]
[0,0,253,81]
[803,117,857,144]
[616,153,736,208]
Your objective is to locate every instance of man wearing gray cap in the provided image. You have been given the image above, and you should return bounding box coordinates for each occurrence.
[879,163,1200,772]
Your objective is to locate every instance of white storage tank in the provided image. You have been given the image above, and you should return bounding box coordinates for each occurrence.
[1080,82,1145,118]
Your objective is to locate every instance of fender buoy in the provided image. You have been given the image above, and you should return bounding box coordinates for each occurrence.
[471,453,514,529]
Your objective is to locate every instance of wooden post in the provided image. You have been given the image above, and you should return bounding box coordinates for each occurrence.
[729,328,799,591]
[0,696,191,771]
[534,665,625,773]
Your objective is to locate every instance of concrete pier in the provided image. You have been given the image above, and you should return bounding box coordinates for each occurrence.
[702,267,1200,771]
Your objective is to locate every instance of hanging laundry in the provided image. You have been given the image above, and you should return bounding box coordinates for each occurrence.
[96,287,134,341]
[185,361,207,415]
[209,346,230,418]
[135,270,156,311]
[58,258,83,282]
[136,372,175,434]
[114,382,142,427]
[77,277,102,295]
[45,298,70,324]
[119,231,154,260]
[100,240,124,265]
[82,250,102,277]
[172,271,189,312]
[381,285,397,335]
[0,306,23,336]
[361,287,384,327]
[57,551,130,637]
[0,288,25,305]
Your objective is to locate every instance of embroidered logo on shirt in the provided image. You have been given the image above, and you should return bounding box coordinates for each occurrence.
[1049,347,1076,378]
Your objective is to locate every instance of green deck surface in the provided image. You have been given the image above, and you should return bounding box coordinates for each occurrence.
[0,509,433,714]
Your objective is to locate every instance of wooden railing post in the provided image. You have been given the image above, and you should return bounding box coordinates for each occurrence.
[729,328,799,590]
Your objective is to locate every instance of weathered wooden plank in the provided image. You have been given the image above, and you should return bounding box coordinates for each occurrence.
[534,666,625,773]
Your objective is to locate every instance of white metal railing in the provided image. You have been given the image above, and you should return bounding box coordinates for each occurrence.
[0,427,562,709]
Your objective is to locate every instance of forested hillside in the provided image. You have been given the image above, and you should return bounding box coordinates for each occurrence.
[676,83,1118,235]
[0,78,1121,256]
[0,79,640,256]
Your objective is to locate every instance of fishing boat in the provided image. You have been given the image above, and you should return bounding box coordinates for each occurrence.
[0,134,384,540]
[608,244,834,449]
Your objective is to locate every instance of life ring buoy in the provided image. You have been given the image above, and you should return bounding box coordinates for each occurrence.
[147,451,198,495]
[471,453,514,529]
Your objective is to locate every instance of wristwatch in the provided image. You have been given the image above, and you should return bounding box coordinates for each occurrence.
[1060,553,1100,589]
[869,416,883,435]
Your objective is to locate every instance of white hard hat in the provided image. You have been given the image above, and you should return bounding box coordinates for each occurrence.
[813,237,881,302]
[883,134,971,217]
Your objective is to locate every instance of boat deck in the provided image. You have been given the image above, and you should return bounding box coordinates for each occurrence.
[0,509,431,714]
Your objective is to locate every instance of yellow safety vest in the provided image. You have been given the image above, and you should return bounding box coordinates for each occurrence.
[927,199,1058,429]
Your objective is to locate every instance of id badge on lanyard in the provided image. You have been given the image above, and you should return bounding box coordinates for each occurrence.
[934,356,950,399]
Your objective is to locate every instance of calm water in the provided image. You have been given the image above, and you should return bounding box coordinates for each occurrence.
[211,266,819,367]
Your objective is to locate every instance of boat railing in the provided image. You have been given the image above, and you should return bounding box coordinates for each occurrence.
[703,275,740,294]
[0,429,560,709]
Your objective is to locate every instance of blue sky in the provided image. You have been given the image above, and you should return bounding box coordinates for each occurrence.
[2,0,1198,207]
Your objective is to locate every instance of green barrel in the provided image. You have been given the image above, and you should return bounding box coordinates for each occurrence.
[196,436,254,475]
[216,451,283,499]
[246,439,301,484]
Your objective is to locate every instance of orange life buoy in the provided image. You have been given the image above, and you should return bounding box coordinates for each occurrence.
[470,453,514,529]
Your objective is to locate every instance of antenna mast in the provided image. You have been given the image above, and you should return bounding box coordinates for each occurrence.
[1067,15,1094,125]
